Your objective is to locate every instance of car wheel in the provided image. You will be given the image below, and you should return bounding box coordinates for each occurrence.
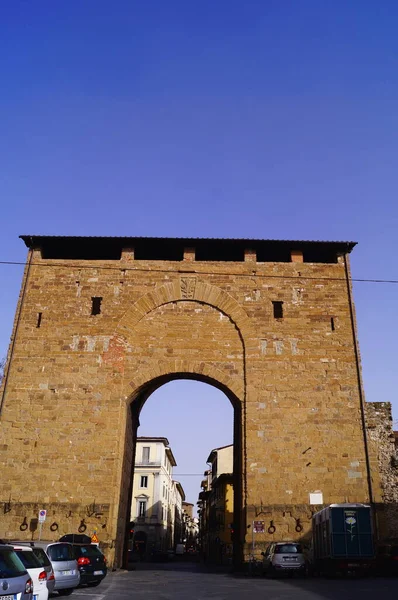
[57,589,74,596]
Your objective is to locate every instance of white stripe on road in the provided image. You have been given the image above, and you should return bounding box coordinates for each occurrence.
[68,594,105,599]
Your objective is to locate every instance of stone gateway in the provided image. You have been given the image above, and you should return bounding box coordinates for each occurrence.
[0,236,395,567]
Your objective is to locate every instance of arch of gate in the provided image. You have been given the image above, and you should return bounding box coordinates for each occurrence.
[112,282,253,567]
[115,363,245,568]
[125,360,245,406]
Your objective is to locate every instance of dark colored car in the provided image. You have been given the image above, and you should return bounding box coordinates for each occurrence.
[59,535,92,545]
[150,550,169,563]
[71,544,107,587]
[374,544,398,576]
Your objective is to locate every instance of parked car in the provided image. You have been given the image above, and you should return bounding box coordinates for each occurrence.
[374,543,398,576]
[70,544,107,587]
[29,545,56,597]
[262,542,307,576]
[28,541,80,596]
[11,544,49,600]
[150,550,169,562]
[59,534,92,545]
[175,544,185,556]
[0,543,33,600]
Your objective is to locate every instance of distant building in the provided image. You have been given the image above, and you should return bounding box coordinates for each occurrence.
[182,501,194,519]
[198,469,212,558]
[130,437,184,556]
[198,445,234,564]
[182,502,199,549]
[174,481,185,546]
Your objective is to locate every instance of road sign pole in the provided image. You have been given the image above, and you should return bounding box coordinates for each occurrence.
[248,520,255,576]
[38,509,47,540]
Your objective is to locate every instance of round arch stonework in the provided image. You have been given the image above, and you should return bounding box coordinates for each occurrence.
[115,277,256,353]
[124,360,244,405]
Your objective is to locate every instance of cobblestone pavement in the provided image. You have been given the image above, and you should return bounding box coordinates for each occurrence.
[58,562,398,600]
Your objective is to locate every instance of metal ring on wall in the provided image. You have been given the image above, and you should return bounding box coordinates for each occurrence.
[50,522,59,532]
[78,521,87,533]
[268,521,276,534]
[295,519,303,533]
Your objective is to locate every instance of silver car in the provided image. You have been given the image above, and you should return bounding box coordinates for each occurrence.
[0,543,33,599]
[262,541,307,576]
[29,541,80,595]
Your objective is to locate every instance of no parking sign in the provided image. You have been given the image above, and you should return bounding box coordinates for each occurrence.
[38,509,47,523]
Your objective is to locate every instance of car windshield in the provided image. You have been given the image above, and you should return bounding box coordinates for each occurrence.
[14,550,42,569]
[47,544,75,561]
[74,545,104,559]
[275,544,303,554]
[0,548,27,578]
[31,548,51,567]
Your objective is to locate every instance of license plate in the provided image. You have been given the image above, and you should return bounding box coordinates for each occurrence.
[93,570,103,575]
[62,569,74,575]
[348,563,360,567]
[0,595,14,600]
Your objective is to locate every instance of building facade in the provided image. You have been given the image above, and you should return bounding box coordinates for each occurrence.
[130,437,184,556]
[1,235,397,566]
[199,445,234,564]
[198,470,212,559]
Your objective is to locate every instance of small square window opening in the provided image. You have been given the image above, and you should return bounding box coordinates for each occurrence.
[91,297,102,316]
[272,301,284,319]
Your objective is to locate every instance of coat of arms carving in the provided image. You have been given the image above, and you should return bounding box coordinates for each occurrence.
[180,277,196,299]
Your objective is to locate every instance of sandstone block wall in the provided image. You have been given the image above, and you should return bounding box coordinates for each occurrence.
[0,237,384,564]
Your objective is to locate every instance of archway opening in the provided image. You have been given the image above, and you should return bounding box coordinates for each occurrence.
[118,374,244,569]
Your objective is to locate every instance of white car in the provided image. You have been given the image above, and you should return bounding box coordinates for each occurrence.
[11,544,49,600]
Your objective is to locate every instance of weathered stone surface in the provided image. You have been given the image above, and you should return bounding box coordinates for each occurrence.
[0,237,392,565]
[365,402,398,540]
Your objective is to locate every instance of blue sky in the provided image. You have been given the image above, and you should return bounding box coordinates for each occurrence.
[1,1,397,507]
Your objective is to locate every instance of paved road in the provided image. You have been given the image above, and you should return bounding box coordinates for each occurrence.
[58,562,398,600]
